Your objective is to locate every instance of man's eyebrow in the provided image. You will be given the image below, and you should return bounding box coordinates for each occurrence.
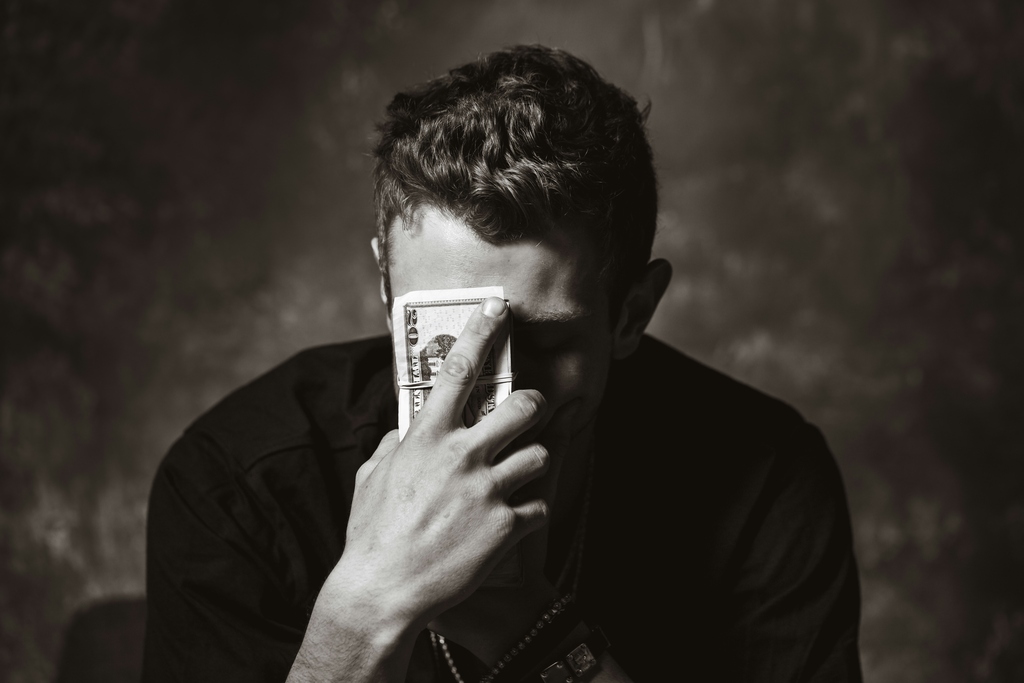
[514,308,593,325]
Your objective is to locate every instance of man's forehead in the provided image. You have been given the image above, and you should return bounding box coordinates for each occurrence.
[391,206,597,260]
[387,206,604,312]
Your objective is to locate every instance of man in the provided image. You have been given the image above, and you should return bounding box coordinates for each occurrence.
[143,45,862,682]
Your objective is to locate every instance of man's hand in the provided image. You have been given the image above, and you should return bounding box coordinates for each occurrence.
[427,409,573,663]
[288,297,553,682]
[339,295,553,620]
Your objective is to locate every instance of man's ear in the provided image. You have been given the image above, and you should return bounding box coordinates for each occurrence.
[370,237,392,335]
[610,259,673,359]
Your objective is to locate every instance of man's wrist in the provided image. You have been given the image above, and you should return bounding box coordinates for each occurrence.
[318,556,428,638]
[288,571,423,683]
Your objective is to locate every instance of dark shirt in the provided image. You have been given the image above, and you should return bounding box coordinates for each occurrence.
[142,335,862,682]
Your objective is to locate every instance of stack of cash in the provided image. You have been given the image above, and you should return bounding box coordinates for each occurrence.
[391,286,521,587]
[392,286,514,441]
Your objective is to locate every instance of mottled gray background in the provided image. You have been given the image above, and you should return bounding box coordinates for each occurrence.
[3,0,1023,681]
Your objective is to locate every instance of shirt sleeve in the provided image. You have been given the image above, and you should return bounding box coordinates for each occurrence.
[724,423,862,682]
[142,432,307,683]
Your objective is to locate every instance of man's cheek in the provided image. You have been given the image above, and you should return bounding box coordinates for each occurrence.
[512,352,565,397]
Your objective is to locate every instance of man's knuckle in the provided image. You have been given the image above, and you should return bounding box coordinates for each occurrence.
[513,392,544,421]
[441,353,474,383]
[465,313,490,336]
[525,500,550,525]
[483,472,505,499]
[529,444,550,470]
[495,506,518,536]
[480,470,499,497]
[447,437,471,462]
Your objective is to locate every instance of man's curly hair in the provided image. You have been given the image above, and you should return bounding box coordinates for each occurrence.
[372,44,658,314]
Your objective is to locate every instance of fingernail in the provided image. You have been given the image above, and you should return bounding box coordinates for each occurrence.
[481,297,506,318]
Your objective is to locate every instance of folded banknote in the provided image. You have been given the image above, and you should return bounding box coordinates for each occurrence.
[392,286,514,440]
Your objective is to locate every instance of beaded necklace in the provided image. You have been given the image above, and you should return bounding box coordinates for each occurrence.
[430,454,594,683]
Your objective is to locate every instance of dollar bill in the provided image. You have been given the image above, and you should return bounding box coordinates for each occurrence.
[392,286,513,440]
[391,286,521,587]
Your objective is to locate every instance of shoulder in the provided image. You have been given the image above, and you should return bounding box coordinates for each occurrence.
[592,337,860,681]
[600,335,832,496]
[147,336,395,599]
[156,335,394,496]
[607,335,808,444]
[189,336,392,466]
[144,340,396,676]
[594,335,851,578]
